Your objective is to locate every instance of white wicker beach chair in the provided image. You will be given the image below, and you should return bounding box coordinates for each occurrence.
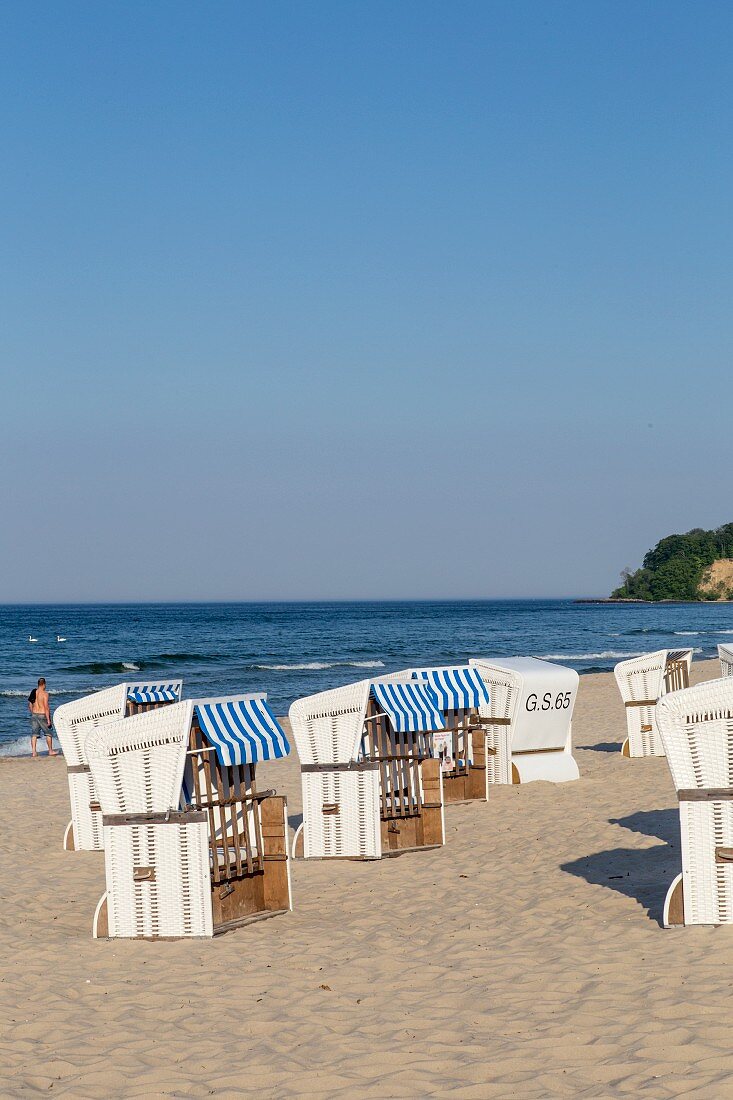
[719,643,733,678]
[657,677,733,926]
[614,650,692,758]
[54,679,183,851]
[86,693,292,939]
[469,658,579,783]
[381,666,495,802]
[289,676,445,860]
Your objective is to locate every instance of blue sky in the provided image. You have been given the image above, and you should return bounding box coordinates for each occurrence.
[1,2,730,601]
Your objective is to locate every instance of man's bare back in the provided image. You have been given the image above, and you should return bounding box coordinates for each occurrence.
[29,678,57,757]
[31,684,49,717]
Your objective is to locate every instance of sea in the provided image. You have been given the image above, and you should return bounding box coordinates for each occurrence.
[2,599,733,756]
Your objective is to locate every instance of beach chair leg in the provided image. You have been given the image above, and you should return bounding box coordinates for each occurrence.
[63,821,75,851]
[663,873,684,927]
[621,738,631,758]
[92,892,109,938]
[511,763,521,785]
[292,821,304,859]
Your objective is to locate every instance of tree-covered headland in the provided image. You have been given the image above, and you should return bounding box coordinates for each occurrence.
[612,524,733,601]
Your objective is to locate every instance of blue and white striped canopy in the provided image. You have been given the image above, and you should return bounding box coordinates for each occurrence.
[194,697,291,767]
[412,667,490,712]
[127,682,181,704]
[370,681,445,734]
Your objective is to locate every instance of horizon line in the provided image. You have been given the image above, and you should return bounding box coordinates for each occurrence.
[0,595,608,608]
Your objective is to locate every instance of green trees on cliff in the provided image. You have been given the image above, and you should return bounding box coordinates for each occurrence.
[612,524,733,601]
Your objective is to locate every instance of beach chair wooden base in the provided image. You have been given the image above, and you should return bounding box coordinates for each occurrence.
[214,908,290,936]
[63,821,75,851]
[440,731,489,804]
[381,843,443,859]
[210,796,291,932]
[379,758,444,854]
[211,872,290,934]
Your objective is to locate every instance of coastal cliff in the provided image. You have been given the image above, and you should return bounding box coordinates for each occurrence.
[612,525,733,601]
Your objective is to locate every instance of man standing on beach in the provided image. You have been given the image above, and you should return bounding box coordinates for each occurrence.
[29,677,57,757]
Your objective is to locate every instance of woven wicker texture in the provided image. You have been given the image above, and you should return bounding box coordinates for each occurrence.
[54,684,128,767]
[302,768,381,858]
[86,701,191,815]
[289,680,369,765]
[68,771,103,851]
[54,684,129,851]
[102,818,213,938]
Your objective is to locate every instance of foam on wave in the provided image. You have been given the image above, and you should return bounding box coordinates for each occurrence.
[0,736,36,757]
[538,648,704,660]
[253,660,386,671]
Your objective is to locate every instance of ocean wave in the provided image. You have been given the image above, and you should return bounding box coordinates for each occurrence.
[674,630,733,636]
[0,735,38,757]
[538,648,705,661]
[537,651,645,660]
[62,660,144,675]
[0,687,73,697]
[252,660,386,671]
[62,652,222,675]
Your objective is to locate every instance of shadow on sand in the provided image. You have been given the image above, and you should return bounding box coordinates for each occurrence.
[561,809,680,926]
[578,741,623,753]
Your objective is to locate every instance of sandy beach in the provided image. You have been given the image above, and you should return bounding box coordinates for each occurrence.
[1,658,730,1097]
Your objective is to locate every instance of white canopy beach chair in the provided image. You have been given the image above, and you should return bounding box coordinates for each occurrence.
[718,643,733,678]
[289,675,445,860]
[382,666,494,802]
[657,677,733,927]
[613,650,692,758]
[469,657,579,783]
[86,693,292,939]
[54,680,183,851]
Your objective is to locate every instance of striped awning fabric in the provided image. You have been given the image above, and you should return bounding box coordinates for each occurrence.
[127,682,181,704]
[370,681,445,734]
[412,667,490,711]
[194,697,291,767]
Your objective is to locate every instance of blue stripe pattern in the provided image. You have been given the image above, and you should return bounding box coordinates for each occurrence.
[127,682,181,704]
[412,667,490,711]
[194,698,291,767]
[370,681,445,734]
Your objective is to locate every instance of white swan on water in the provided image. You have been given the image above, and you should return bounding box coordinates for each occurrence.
[28,635,38,643]
[56,636,66,643]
